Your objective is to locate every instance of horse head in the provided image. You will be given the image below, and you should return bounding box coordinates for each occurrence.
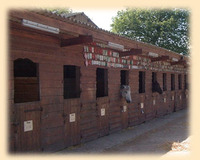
[153,81,163,94]
[120,85,132,103]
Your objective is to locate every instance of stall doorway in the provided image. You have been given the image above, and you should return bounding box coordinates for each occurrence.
[120,70,129,129]
[13,58,41,152]
[96,68,109,137]
[63,65,81,147]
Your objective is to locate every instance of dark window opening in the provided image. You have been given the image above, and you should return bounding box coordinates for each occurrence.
[96,68,108,97]
[14,58,40,103]
[184,74,188,90]
[171,74,175,91]
[121,70,129,85]
[139,71,145,93]
[152,72,157,92]
[163,73,167,91]
[178,74,182,90]
[64,65,80,99]
[14,58,37,77]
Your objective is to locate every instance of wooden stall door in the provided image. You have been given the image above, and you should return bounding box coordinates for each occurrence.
[138,95,146,124]
[183,90,189,108]
[170,92,176,112]
[121,99,128,129]
[145,94,156,121]
[180,91,184,109]
[14,103,41,152]
[176,91,184,111]
[174,92,178,111]
[164,93,171,114]
[63,99,81,147]
[176,92,180,111]
[151,94,158,117]
[156,93,168,116]
[96,97,109,137]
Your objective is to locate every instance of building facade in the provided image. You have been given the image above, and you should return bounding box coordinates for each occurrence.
[9,10,189,152]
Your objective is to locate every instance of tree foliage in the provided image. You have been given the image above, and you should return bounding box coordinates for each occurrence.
[111,8,190,55]
[46,7,72,15]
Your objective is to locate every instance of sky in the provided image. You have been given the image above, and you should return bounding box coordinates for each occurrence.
[74,8,125,31]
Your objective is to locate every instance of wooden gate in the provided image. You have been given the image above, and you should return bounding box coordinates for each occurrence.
[96,97,109,137]
[13,102,41,152]
[63,99,81,147]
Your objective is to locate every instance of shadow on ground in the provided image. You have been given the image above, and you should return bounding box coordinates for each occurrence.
[58,109,189,155]
[102,114,189,154]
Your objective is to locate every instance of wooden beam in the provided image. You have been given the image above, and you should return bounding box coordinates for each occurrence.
[119,48,142,57]
[151,56,169,62]
[171,60,186,66]
[61,35,93,47]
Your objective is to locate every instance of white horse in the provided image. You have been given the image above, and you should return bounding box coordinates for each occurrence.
[120,85,132,103]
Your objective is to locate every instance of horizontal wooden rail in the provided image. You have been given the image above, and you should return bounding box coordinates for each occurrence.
[61,35,93,47]
[119,48,142,57]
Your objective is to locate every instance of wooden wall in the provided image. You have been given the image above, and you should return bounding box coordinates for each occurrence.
[9,21,189,152]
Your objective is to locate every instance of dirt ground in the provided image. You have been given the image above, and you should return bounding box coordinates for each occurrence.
[58,109,189,155]
[103,115,189,154]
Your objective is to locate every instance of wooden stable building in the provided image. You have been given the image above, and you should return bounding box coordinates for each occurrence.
[9,10,189,152]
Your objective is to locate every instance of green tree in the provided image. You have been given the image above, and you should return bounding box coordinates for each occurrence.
[111,8,190,55]
[46,7,72,15]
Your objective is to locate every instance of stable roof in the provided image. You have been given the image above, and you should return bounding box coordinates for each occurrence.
[9,9,189,65]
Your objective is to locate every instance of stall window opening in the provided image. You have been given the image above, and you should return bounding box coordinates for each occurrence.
[14,58,40,103]
[152,72,157,92]
[163,73,167,91]
[64,65,80,99]
[139,71,145,93]
[121,70,129,85]
[178,74,182,90]
[184,74,188,90]
[96,68,108,97]
[171,74,175,91]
